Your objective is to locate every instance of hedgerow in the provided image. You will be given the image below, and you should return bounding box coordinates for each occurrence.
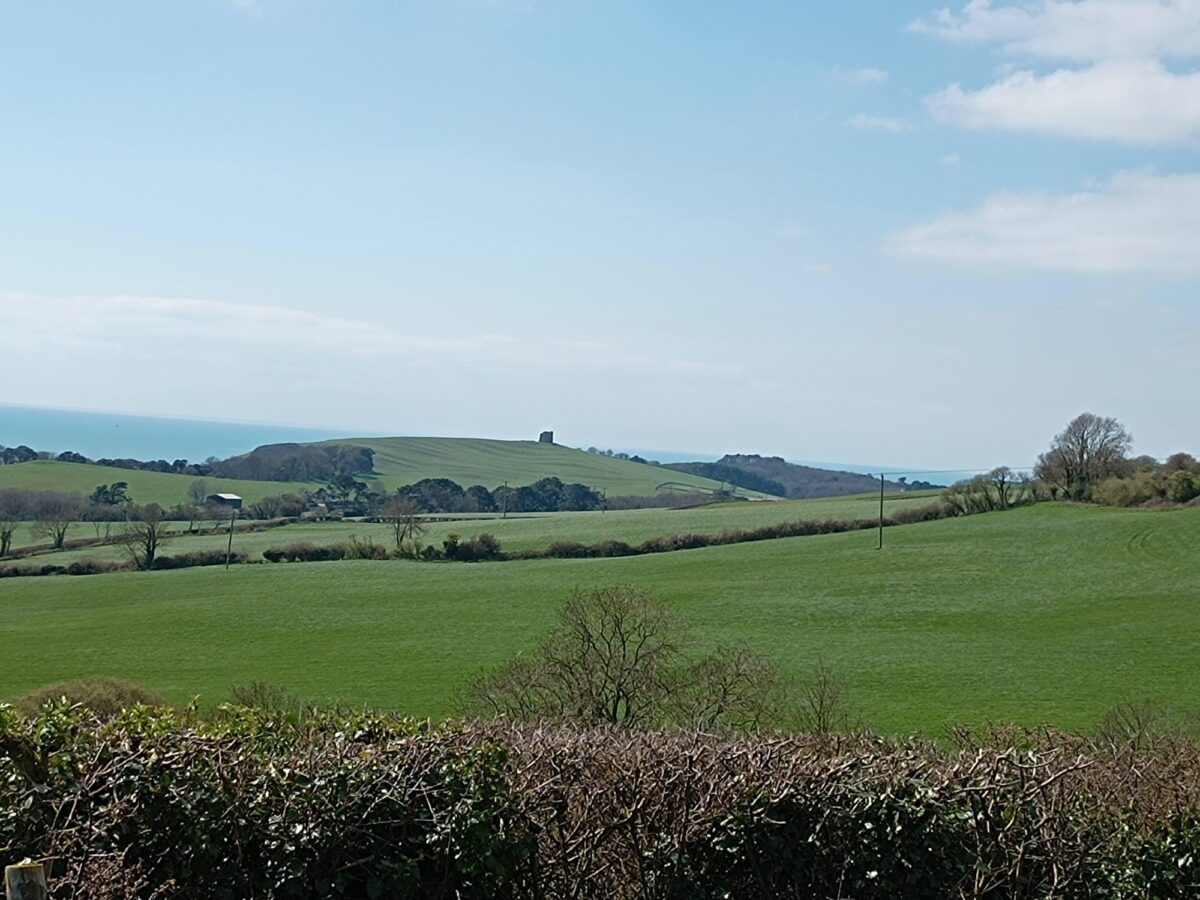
[2,706,1199,897]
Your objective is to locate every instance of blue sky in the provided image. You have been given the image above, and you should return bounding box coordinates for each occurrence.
[3,0,1198,468]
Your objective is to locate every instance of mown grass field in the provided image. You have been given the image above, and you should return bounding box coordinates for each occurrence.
[332,436,759,497]
[0,460,314,507]
[8,492,934,564]
[3,502,1197,735]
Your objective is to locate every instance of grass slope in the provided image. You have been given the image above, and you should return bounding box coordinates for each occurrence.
[3,503,1197,734]
[334,437,755,497]
[0,461,315,506]
[0,439,759,504]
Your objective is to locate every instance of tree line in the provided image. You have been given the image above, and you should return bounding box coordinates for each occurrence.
[1031,412,1199,507]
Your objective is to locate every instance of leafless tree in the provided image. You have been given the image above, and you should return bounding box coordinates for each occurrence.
[32,494,82,549]
[679,644,786,732]
[988,466,1014,509]
[119,504,173,570]
[187,479,209,507]
[0,490,24,556]
[382,495,424,554]
[795,658,858,734]
[468,587,786,732]
[83,504,118,541]
[251,495,284,520]
[1035,413,1133,501]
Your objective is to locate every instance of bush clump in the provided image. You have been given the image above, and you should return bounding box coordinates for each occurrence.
[10,677,166,718]
[152,550,246,570]
[262,542,348,563]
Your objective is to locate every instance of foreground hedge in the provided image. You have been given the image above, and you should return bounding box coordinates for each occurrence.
[2,706,1199,898]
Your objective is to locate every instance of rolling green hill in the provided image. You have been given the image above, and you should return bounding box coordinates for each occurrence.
[3,502,1196,734]
[0,438,757,504]
[0,460,315,506]
[329,436,759,497]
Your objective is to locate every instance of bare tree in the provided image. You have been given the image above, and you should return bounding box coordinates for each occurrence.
[251,495,285,520]
[795,658,858,734]
[32,494,82,549]
[1035,413,1133,501]
[119,504,173,570]
[187,478,209,507]
[468,586,786,732]
[82,503,118,541]
[988,466,1014,509]
[0,490,24,557]
[382,495,424,554]
[679,644,786,732]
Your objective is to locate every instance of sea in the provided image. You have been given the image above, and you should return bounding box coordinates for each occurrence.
[0,404,958,484]
[0,404,366,462]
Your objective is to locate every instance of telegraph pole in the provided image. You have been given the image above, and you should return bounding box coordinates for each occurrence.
[225,507,237,570]
[877,474,885,550]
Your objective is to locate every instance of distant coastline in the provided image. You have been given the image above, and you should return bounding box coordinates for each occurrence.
[0,404,954,484]
[0,404,362,461]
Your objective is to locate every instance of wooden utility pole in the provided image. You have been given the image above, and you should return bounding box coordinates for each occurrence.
[877,474,885,550]
[225,507,236,570]
[501,481,508,519]
[6,862,49,900]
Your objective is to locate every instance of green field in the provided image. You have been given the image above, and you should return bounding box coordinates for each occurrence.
[0,460,315,507]
[3,502,1197,734]
[0,438,756,507]
[331,436,758,497]
[7,492,932,565]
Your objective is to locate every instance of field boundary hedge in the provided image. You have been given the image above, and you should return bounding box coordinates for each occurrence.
[2,707,1198,898]
[258,502,952,566]
[0,501,956,577]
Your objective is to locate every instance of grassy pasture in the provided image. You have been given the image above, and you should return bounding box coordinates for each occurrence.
[0,439,762,511]
[332,436,761,497]
[2,502,1197,734]
[12,493,934,565]
[0,461,314,507]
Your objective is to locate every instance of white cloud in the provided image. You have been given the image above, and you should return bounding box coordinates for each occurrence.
[939,152,963,166]
[847,67,890,84]
[916,1,1200,143]
[927,59,1200,143]
[824,66,890,84]
[912,0,1200,62]
[846,113,912,132]
[892,169,1200,272]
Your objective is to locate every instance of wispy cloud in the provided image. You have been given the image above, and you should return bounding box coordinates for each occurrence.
[846,113,912,133]
[912,0,1200,62]
[0,293,742,382]
[892,169,1200,272]
[825,66,890,84]
[0,293,765,440]
[915,1,1200,144]
[939,152,963,167]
